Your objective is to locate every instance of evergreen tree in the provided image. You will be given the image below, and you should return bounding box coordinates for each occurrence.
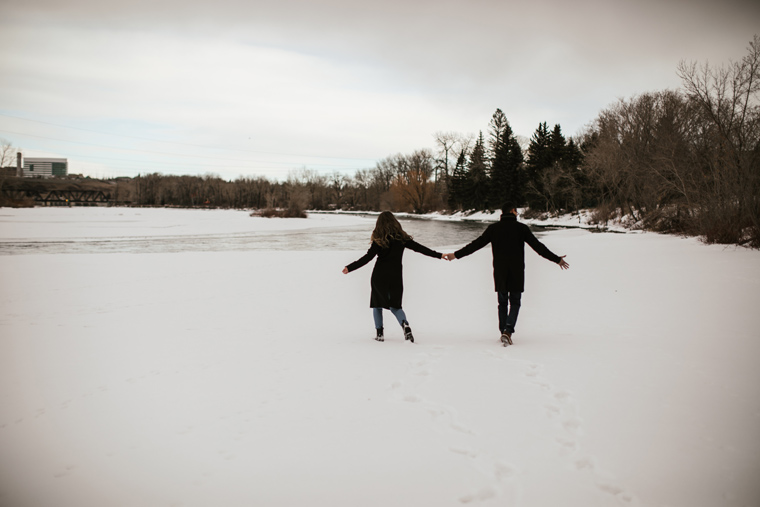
[488,109,524,208]
[504,135,525,205]
[562,137,588,209]
[549,123,567,162]
[549,125,586,210]
[526,123,590,211]
[447,149,469,210]
[528,122,551,167]
[488,109,510,158]
[466,132,490,210]
[526,122,551,209]
[564,138,583,169]
[525,122,590,212]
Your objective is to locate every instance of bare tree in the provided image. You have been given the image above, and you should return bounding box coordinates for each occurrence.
[391,149,436,213]
[583,91,697,219]
[353,168,372,209]
[677,34,760,244]
[580,36,760,246]
[0,138,16,170]
[433,131,461,182]
[677,35,760,172]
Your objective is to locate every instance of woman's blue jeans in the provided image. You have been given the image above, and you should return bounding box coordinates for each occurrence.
[373,307,407,329]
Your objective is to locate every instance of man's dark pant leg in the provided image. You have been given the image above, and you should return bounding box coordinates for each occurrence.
[497,290,522,334]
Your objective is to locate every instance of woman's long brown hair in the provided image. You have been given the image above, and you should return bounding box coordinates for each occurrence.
[371,211,412,248]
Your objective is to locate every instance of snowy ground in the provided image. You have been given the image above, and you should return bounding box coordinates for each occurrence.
[1,207,759,507]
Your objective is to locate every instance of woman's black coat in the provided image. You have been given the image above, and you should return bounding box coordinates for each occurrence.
[454,214,561,293]
[347,238,442,309]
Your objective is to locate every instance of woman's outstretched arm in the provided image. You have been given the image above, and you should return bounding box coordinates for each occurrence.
[344,243,380,273]
[405,240,443,259]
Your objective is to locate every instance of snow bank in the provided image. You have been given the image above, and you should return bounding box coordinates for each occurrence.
[311,208,636,233]
[1,208,758,507]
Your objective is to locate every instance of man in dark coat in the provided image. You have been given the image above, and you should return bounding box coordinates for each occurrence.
[443,203,569,346]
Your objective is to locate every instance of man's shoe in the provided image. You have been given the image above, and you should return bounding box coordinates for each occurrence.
[500,331,512,346]
[375,327,384,342]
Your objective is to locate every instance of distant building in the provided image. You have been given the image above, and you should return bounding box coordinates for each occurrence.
[22,158,68,178]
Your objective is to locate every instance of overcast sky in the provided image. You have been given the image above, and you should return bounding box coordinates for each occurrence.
[0,0,758,180]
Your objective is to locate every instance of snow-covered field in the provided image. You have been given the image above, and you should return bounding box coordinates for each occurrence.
[1,207,759,507]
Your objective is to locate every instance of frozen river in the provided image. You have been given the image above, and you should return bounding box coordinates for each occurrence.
[0,207,508,255]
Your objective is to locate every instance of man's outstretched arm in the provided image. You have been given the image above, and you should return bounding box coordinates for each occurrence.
[444,230,492,261]
[524,228,569,269]
[524,228,566,265]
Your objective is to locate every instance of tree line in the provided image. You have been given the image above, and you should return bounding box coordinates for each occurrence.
[581,36,759,246]
[3,37,758,247]
[114,115,588,217]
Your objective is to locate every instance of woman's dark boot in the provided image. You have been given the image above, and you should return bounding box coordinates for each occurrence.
[402,321,414,343]
[375,327,384,342]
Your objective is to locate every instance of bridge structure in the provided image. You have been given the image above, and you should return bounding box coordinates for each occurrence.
[1,178,113,206]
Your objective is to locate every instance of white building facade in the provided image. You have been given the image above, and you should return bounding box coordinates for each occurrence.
[23,158,68,178]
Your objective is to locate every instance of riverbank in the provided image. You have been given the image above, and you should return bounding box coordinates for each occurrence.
[309,208,636,233]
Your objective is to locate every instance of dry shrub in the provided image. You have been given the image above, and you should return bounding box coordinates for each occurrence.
[285,207,308,219]
[0,194,34,208]
[589,202,618,225]
[641,206,695,235]
[743,226,760,248]
[700,212,751,246]
[286,192,308,218]
[250,208,307,218]
[521,208,547,220]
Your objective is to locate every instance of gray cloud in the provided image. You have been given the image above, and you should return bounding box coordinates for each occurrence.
[1,0,758,177]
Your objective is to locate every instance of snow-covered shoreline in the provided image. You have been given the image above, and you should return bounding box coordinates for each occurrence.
[1,207,758,507]
[310,208,637,234]
[0,205,663,239]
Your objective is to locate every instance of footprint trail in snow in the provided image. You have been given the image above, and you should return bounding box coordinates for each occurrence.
[486,351,641,506]
[390,346,521,504]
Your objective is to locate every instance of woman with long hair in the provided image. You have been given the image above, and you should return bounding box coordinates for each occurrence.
[342,211,444,342]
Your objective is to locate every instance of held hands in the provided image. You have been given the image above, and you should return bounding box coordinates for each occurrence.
[347,255,564,270]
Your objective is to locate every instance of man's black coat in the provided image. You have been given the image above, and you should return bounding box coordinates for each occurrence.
[455,214,561,293]
[347,239,442,309]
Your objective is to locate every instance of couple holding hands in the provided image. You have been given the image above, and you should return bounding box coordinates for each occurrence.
[342,204,570,346]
